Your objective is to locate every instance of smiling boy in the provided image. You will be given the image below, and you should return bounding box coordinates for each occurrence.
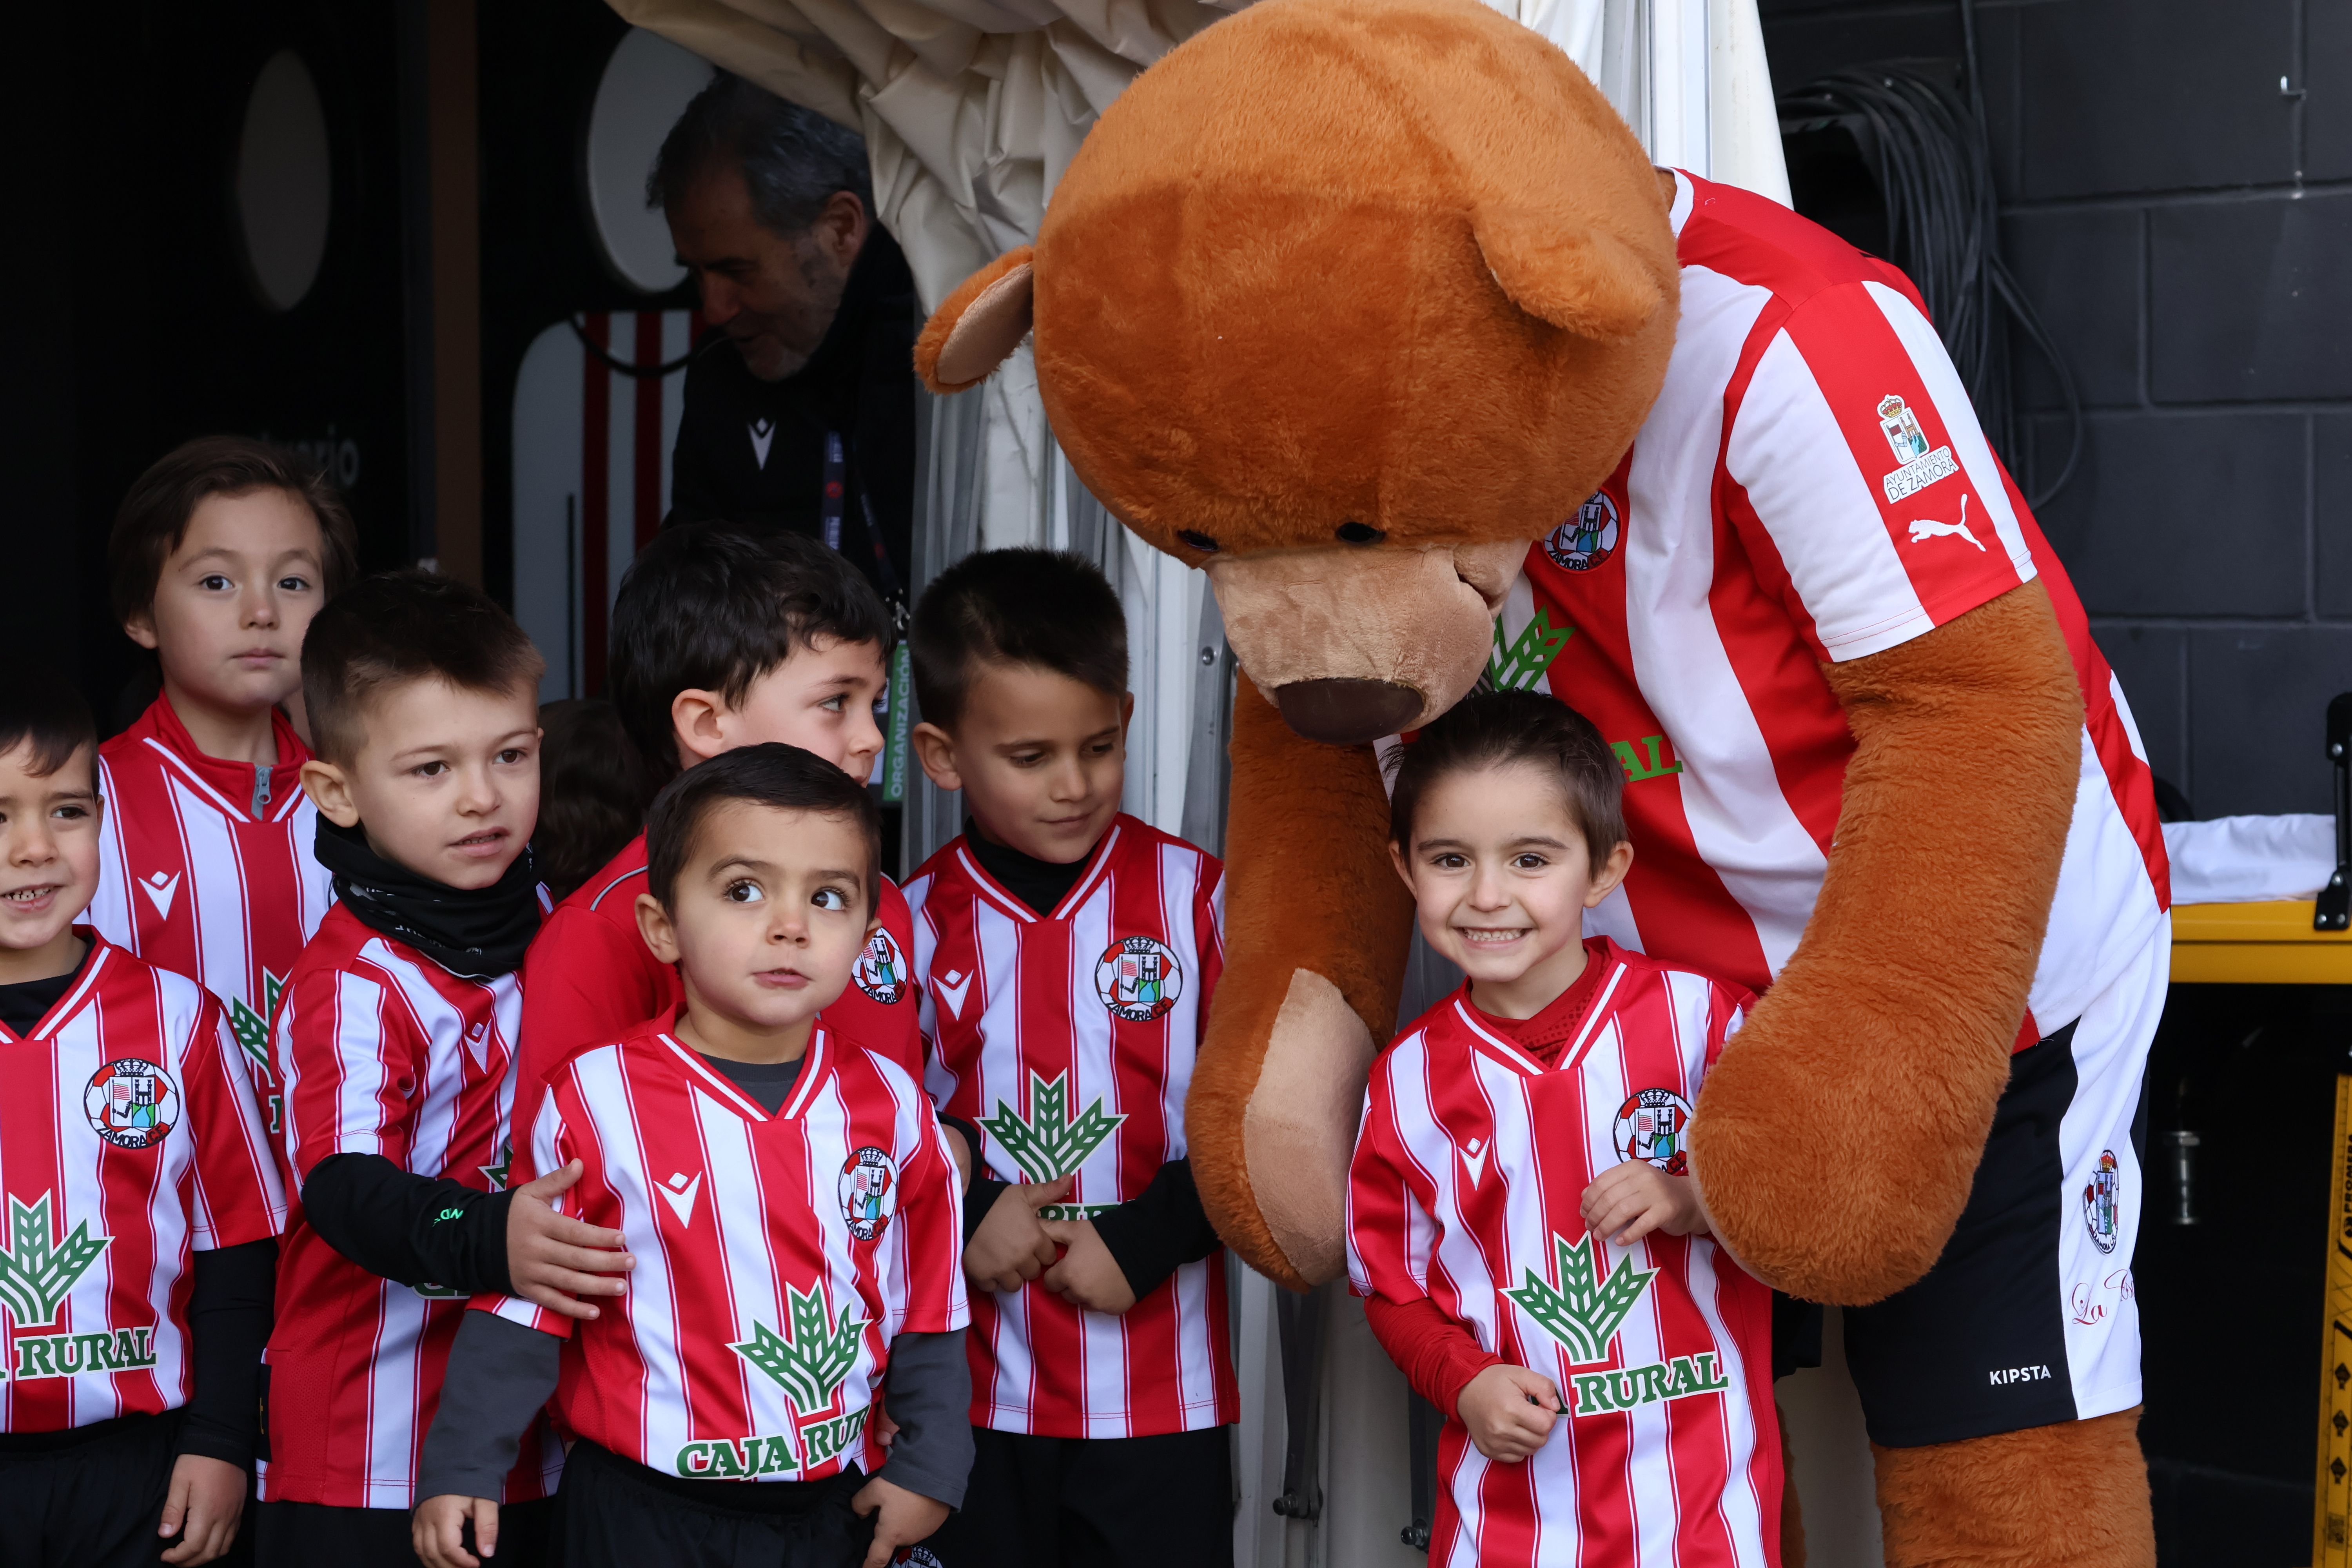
[89,437,359,1095]
[0,670,286,1567]
[255,574,632,1568]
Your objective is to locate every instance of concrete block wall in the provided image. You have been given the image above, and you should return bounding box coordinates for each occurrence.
[1762,0,2352,818]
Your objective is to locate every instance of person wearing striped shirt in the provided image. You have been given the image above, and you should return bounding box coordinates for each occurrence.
[1348,693,1779,1568]
[415,745,970,1568]
[905,550,1236,1568]
[0,672,286,1566]
[255,576,633,1567]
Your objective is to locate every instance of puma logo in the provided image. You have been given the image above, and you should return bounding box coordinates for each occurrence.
[1907,493,1986,552]
[935,969,973,1020]
[140,872,180,921]
[659,1170,702,1227]
[748,418,775,470]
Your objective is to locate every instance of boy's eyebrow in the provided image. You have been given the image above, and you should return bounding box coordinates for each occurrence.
[383,727,539,764]
[704,855,865,885]
[1414,833,1574,852]
[992,723,1123,752]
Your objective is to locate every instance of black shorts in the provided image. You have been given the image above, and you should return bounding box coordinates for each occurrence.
[920,1425,1232,1568]
[1842,936,2163,1448]
[251,1496,554,1568]
[555,1437,874,1568]
[0,1410,190,1568]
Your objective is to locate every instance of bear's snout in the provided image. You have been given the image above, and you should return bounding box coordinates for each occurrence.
[1274,679,1424,746]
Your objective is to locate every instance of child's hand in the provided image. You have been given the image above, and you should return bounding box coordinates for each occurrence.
[413,1494,501,1568]
[1580,1159,1707,1248]
[1038,1215,1137,1314]
[156,1453,245,1564]
[506,1159,634,1321]
[964,1175,1074,1292]
[1457,1364,1563,1462]
[853,1474,950,1568]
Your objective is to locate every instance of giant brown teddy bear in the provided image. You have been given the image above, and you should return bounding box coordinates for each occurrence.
[914,0,2167,1561]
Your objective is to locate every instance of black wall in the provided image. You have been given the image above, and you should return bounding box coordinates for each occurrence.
[1765,0,2352,820]
[4,4,420,728]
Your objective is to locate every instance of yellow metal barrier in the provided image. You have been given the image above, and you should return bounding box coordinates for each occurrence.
[2170,900,2352,986]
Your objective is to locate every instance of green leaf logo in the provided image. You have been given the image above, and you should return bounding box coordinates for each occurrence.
[0,1194,111,1329]
[228,970,285,1071]
[731,1282,867,1417]
[980,1071,1126,1183]
[1486,608,1575,693]
[1504,1231,1657,1367]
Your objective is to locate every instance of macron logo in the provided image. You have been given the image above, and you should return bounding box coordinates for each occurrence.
[748,418,775,470]
[1460,1137,1489,1189]
[659,1171,702,1227]
[935,969,973,1020]
[140,872,180,922]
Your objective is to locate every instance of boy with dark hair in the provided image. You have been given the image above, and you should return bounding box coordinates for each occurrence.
[0,668,286,1566]
[415,744,970,1568]
[256,573,633,1567]
[1350,690,1779,1566]
[521,523,923,1120]
[905,548,1236,1568]
[91,434,362,1114]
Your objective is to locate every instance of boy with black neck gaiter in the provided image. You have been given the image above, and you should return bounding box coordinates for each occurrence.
[252,573,632,1568]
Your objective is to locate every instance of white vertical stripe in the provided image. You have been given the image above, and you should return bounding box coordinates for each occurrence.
[169,777,254,1013]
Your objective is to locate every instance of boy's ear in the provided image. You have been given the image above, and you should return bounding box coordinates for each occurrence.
[1387,838,1416,895]
[915,247,1034,393]
[1584,838,1636,907]
[122,607,160,652]
[634,892,682,966]
[670,690,729,769]
[1118,692,1136,740]
[299,759,360,828]
[910,721,962,794]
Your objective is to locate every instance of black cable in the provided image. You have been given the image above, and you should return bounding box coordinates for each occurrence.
[1778,36,2083,508]
[566,315,727,379]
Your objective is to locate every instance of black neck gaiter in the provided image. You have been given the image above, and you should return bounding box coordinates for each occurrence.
[314,817,542,980]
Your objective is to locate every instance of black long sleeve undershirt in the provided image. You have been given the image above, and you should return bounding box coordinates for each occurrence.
[179,1238,276,1468]
[299,1152,516,1297]
[1091,1159,1221,1300]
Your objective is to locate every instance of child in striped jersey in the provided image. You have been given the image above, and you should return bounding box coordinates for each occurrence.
[416,745,970,1568]
[88,438,360,1116]
[1347,691,1781,1568]
[0,671,285,1567]
[905,550,1236,1568]
[256,576,634,1568]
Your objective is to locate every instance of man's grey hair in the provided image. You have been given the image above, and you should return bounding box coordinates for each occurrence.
[647,73,872,236]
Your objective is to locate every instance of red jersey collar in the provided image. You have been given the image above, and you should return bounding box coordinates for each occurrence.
[0,927,116,1045]
[1452,937,1633,1076]
[650,1019,833,1124]
[949,816,1126,925]
[129,694,310,825]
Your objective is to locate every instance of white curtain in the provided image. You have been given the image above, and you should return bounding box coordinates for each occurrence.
[608,0,1790,845]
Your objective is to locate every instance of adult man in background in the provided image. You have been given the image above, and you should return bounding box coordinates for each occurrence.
[651,75,916,605]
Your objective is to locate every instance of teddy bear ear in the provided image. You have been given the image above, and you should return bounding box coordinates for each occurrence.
[1472,209,1664,342]
[915,247,1036,393]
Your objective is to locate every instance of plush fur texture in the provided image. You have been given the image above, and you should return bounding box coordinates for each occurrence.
[1873,1407,2154,1568]
[915,0,2140,1554]
[1689,582,2083,1302]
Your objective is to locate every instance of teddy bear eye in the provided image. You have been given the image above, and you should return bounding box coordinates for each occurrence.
[1178,530,1220,553]
[1336,522,1385,544]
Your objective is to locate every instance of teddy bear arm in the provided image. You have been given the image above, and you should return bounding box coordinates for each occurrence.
[1188,672,1415,1291]
[1688,579,2084,1305]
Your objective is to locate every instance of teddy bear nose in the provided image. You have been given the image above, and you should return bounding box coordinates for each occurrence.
[1274,679,1422,745]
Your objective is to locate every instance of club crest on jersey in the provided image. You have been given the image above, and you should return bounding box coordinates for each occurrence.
[1613,1089,1693,1176]
[854,928,909,1005]
[1095,936,1183,1023]
[2083,1149,2121,1255]
[1543,491,1621,572]
[83,1059,180,1151]
[1877,394,1959,503]
[839,1147,898,1241]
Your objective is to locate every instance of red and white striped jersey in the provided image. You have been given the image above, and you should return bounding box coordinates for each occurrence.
[0,931,285,1432]
[516,833,922,1131]
[1347,941,1779,1568]
[477,1022,966,1485]
[261,904,556,1508]
[907,815,1237,1438]
[1469,172,2168,1044]
[89,696,336,1088]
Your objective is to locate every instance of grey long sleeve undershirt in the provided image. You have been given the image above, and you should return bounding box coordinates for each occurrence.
[417,1312,973,1508]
